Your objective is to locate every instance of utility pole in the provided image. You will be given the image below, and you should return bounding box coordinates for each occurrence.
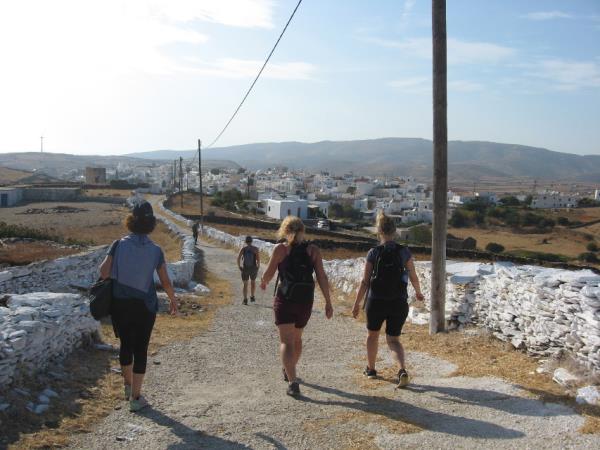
[40,136,44,153]
[198,139,204,232]
[173,160,177,191]
[179,157,184,208]
[430,0,448,334]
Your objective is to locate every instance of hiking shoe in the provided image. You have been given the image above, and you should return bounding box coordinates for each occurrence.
[242,298,248,305]
[282,367,289,382]
[129,396,149,412]
[124,384,132,401]
[250,296,256,303]
[363,366,377,379]
[286,382,300,397]
[396,369,409,388]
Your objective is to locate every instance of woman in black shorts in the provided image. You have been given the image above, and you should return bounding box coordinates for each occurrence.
[260,216,333,397]
[352,211,424,388]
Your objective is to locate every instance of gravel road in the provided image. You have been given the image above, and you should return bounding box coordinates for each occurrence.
[67,220,600,449]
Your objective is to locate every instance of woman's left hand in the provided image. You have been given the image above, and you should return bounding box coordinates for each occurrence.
[169,298,179,316]
[325,302,333,319]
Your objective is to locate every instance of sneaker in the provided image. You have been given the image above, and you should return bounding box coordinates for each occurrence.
[286,382,300,397]
[129,395,149,412]
[396,369,409,388]
[250,296,256,303]
[242,298,248,305]
[124,384,132,401]
[282,368,289,382]
[363,366,377,379]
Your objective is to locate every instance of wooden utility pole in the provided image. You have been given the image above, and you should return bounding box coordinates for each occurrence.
[173,160,177,191]
[198,139,204,232]
[179,157,184,208]
[430,0,448,334]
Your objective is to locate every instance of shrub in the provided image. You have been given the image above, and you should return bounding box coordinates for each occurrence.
[449,209,468,227]
[499,196,521,206]
[587,242,599,252]
[579,252,599,263]
[486,242,505,253]
[507,249,569,263]
[557,217,570,226]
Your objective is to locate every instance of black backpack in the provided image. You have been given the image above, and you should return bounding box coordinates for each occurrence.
[276,243,315,303]
[242,246,257,268]
[369,243,407,301]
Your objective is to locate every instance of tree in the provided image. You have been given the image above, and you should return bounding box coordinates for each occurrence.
[499,196,521,206]
[578,198,600,208]
[210,168,221,175]
[486,242,505,254]
[557,216,570,226]
[237,167,246,174]
[579,252,599,263]
[587,242,599,252]
[449,209,468,227]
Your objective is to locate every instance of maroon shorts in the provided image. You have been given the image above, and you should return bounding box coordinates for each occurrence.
[273,296,314,329]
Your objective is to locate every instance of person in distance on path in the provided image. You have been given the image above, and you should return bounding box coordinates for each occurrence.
[99,201,179,412]
[260,216,333,397]
[192,221,199,245]
[237,235,260,305]
[352,211,424,389]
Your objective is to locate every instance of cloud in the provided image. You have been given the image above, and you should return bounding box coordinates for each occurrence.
[388,77,484,93]
[521,11,573,21]
[364,37,515,64]
[528,59,600,90]
[187,58,317,80]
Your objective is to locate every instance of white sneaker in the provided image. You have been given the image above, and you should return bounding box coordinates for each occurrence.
[129,395,149,412]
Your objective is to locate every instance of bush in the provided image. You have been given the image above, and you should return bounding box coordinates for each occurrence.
[587,242,599,252]
[557,217,570,226]
[211,189,244,211]
[449,209,468,227]
[578,198,600,208]
[499,196,521,206]
[507,249,569,263]
[579,252,599,263]
[329,203,362,220]
[486,242,505,253]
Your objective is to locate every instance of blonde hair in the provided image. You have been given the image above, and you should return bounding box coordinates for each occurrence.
[277,216,305,245]
[376,211,396,237]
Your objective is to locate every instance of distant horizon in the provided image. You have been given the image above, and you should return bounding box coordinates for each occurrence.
[0,136,597,158]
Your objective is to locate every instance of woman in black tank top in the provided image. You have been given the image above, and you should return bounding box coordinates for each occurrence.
[351,212,424,388]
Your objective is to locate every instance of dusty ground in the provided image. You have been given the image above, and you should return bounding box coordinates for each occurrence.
[448,226,597,260]
[62,206,600,450]
[0,241,82,266]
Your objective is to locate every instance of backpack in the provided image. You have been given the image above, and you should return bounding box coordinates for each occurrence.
[276,243,315,303]
[369,243,407,301]
[242,246,257,268]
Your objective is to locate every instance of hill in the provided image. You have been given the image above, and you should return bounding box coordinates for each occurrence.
[0,152,239,178]
[0,167,32,184]
[128,138,600,182]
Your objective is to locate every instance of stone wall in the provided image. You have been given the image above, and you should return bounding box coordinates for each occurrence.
[0,293,99,386]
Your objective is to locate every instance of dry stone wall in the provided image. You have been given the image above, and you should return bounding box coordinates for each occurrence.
[0,293,98,386]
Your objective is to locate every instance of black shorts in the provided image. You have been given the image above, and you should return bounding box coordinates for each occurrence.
[365,298,409,337]
[241,267,258,281]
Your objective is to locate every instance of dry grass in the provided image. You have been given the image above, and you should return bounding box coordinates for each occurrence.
[5,270,232,449]
[0,242,81,265]
[448,226,593,260]
[151,222,182,262]
[0,167,31,184]
[82,189,132,198]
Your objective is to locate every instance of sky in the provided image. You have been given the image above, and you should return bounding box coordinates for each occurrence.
[0,0,599,156]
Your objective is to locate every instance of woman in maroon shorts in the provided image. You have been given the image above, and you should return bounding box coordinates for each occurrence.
[260,216,333,397]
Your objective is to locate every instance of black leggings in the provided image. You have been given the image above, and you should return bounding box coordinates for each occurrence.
[111,298,156,374]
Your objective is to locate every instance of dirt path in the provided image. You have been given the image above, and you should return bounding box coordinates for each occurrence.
[67,211,600,449]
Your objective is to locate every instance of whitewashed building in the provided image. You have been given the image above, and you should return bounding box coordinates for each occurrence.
[595,190,600,201]
[531,192,577,209]
[266,198,308,220]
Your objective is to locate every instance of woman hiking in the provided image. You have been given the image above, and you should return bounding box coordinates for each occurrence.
[352,211,424,388]
[260,216,333,397]
[99,200,178,412]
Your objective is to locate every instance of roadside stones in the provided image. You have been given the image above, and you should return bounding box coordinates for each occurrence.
[0,293,99,387]
[576,386,600,405]
[552,368,580,387]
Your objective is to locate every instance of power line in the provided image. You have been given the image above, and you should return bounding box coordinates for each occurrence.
[205,0,303,149]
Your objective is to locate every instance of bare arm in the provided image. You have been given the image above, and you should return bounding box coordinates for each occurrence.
[311,246,331,304]
[352,261,373,318]
[236,248,243,270]
[406,258,424,299]
[260,244,285,288]
[254,247,260,270]
[99,255,112,280]
[157,263,178,314]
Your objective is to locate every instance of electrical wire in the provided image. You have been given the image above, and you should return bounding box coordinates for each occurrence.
[205,0,303,149]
